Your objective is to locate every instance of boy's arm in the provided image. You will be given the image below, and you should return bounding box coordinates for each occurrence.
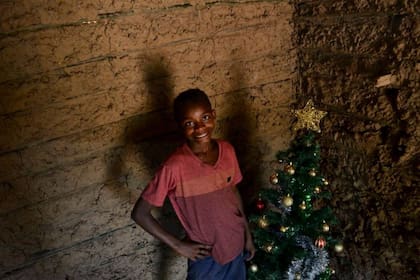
[232,186,256,261]
[131,197,212,261]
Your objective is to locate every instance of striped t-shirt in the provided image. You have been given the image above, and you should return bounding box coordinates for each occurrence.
[141,139,245,264]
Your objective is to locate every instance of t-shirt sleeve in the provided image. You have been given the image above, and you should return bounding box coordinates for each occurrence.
[141,164,176,207]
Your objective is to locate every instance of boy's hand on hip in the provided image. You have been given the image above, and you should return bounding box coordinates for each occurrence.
[175,240,212,261]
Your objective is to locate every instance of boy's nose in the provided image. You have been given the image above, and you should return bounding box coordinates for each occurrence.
[194,121,205,129]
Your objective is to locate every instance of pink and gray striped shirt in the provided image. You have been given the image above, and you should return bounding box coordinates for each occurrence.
[141,139,245,264]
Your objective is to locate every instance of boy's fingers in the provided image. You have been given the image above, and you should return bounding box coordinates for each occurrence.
[200,249,210,256]
[246,253,254,261]
[195,249,210,259]
[199,249,210,255]
[200,244,212,251]
[244,250,255,261]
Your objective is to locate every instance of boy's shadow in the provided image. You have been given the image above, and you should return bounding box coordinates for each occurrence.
[107,54,184,279]
[224,61,262,210]
[138,54,185,280]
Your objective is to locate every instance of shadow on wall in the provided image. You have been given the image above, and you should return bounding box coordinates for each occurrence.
[224,60,262,210]
[106,53,184,279]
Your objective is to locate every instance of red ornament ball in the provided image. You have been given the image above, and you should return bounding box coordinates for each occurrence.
[315,236,326,248]
[256,198,266,211]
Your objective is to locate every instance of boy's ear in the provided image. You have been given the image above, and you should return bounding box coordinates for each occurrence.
[211,109,216,118]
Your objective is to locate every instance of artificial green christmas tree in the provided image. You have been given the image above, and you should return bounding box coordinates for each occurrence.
[247,101,343,280]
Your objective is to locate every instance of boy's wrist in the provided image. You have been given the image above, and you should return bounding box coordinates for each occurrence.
[245,227,252,235]
[171,238,183,251]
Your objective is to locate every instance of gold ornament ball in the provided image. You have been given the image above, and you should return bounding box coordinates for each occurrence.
[322,223,330,232]
[258,216,269,228]
[250,264,258,272]
[334,243,344,253]
[282,195,294,207]
[285,165,295,175]
[299,201,306,210]
[295,273,302,280]
[279,226,289,232]
[270,173,279,185]
[314,186,321,194]
[265,244,273,252]
[322,178,329,185]
[308,169,316,177]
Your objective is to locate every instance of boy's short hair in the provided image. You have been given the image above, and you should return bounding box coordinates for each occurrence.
[173,88,212,122]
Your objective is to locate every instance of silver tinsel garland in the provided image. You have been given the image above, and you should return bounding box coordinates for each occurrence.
[285,235,329,280]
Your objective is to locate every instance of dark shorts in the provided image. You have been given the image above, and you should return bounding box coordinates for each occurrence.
[186,252,247,280]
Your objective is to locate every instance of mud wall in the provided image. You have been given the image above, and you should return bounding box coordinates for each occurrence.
[294,1,419,279]
[0,1,295,279]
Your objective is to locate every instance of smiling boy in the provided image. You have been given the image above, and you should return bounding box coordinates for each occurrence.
[131,88,255,279]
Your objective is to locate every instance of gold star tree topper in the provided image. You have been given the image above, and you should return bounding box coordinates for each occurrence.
[293,99,327,133]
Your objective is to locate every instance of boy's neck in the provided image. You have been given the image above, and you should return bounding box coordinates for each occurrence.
[188,139,215,154]
[188,139,218,165]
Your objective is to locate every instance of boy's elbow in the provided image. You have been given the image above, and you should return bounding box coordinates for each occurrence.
[131,198,151,225]
[131,206,145,225]
[130,209,139,223]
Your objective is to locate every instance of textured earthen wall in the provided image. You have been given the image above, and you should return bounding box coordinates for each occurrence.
[0,1,295,279]
[294,1,418,279]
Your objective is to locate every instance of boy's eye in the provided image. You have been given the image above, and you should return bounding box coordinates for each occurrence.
[184,121,194,128]
[202,115,211,121]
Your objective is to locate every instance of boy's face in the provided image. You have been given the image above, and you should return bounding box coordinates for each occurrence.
[177,101,216,145]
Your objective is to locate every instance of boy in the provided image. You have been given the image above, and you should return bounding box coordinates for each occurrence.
[131,88,255,279]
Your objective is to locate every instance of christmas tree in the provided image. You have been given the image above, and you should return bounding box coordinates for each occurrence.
[247,100,343,280]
